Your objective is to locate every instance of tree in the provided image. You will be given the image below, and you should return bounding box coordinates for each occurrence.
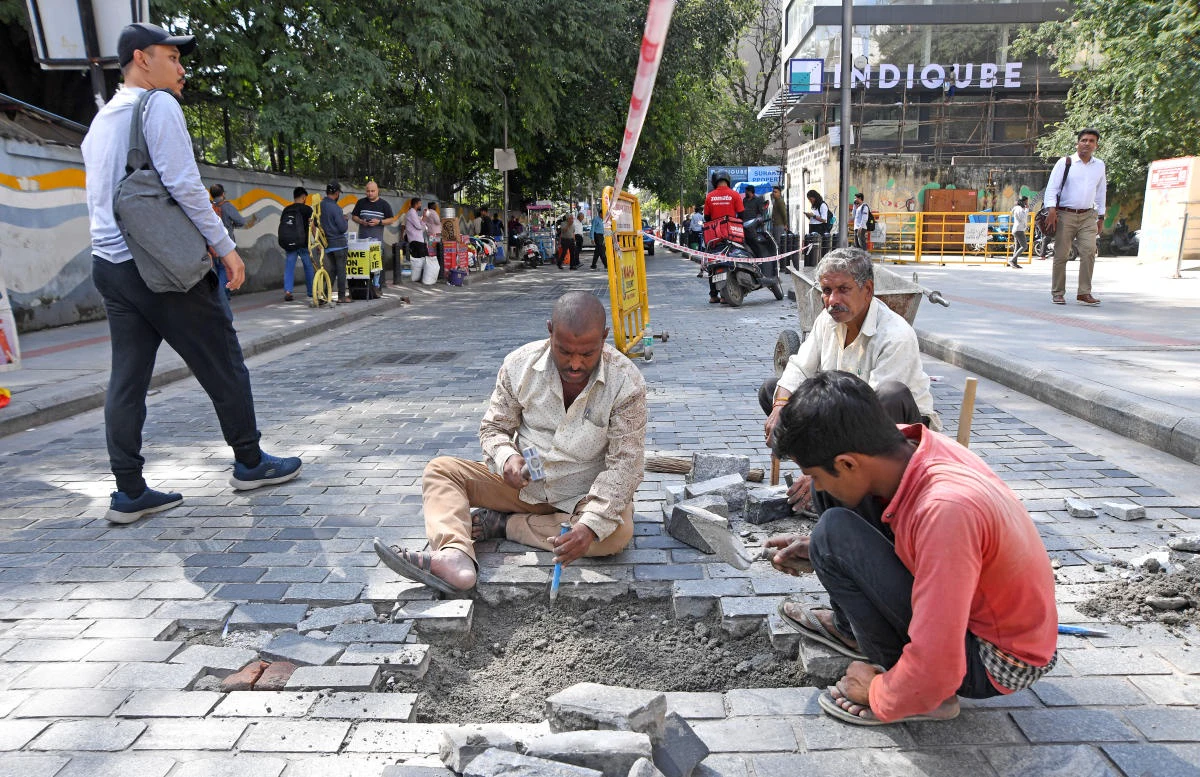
[1013,0,1200,198]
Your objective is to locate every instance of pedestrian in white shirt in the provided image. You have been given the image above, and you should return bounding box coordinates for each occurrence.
[1009,196,1029,269]
[1043,128,1106,305]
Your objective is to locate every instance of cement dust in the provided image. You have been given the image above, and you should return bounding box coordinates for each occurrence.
[391,596,808,723]
[1078,568,1200,629]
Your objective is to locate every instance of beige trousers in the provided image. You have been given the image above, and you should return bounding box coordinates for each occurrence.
[422,456,634,562]
[1051,208,1098,297]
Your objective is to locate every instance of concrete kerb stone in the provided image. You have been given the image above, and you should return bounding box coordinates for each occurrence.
[918,328,1200,465]
[524,730,653,777]
[546,683,667,740]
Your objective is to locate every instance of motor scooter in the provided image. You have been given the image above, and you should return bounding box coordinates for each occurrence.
[704,216,784,307]
[518,235,545,268]
[1109,218,1140,255]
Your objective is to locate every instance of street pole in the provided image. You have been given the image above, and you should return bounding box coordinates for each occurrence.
[838,0,852,248]
[75,0,107,109]
[502,91,509,248]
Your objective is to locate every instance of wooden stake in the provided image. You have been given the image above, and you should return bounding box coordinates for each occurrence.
[770,456,781,486]
[957,377,978,448]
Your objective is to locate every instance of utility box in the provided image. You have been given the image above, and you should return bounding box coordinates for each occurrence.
[1140,157,1200,263]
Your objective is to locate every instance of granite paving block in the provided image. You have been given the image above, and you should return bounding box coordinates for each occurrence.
[12,688,129,718]
[9,661,113,689]
[983,744,1119,777]
[1101,501,1146,521]
[227,603,309,629]
[525,730,652,777]
[297,603,379,632]
[664,504,728,556]
[651,712,709,777]
[689,454,750,484]
[904,710,1025,746]
[211,691,319,717]
[662,692,727,720]
[99,662,203,690]
[51,754,175,777]
[546,683,667,739]
[797,713,916,750]
[1059,647,1173,675]
[345,722,459,753]
[83,618,176,640]
[285,664,379,691]
[215,583,290,601]
[0,755,70,777]
[329,622,413,644]
[463,749,602,777]
[4,638,103,662]
[438,723,551,771]
[84,639,184,663]
[150,601,235,627]
[1010,709,1138,742]
[394,600,474,634]
[1063,497,1097,518]
[724,687,820,716]
[337,643,430,674]
[796,638,853,685]
[684,475,747,512]
[629,759,666,777]
[1155,645,1200,674]
[171,755,287,777]
[672,579,755,619]
[310,692,417,721]
[0,720,50,751]
[1031,677,1150,707]
[679,494,729,518]
[689,718,798,753]
[132,719,248,750]
[719,595,782,638]
[283,583,366,604]
[262,631,345,666]
[1124,707,1200,742]
[1102,744,1200,777]
[29,719,146,751]
[743,486,791,525]
[169,645,260,675]
[116,690,222,718]
[239,720,352,753]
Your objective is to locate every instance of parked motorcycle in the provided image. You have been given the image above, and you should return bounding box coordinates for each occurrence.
[518,235,545,268]
[1109,218,1140,255]
[704,216,784,307]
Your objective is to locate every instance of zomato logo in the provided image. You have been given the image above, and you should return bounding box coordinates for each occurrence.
[833,62,1024,90]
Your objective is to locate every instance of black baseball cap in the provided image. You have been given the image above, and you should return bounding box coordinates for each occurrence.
[117,23,196,67]
[326,181,342,194]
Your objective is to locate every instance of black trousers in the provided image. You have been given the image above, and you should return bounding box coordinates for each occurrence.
[592,237,607,268]
[571,235,583,268]
[92,258,261,495]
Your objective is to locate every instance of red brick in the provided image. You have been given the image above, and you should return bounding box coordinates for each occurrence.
[254,661,298,691]
[221,660,269,692]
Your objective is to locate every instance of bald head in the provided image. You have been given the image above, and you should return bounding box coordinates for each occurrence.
[550,291,607,337]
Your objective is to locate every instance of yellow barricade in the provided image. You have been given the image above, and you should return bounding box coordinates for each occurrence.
[873,211,1020,265]
[602,187,653,360]
[347,240,382,278]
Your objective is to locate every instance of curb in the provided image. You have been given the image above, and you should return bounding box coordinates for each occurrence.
[0,266,518,439]
[918,328,1200,466]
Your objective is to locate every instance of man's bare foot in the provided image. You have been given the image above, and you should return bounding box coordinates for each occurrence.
[810,608,859,651]
[373,540,477,593]
[428,547,477,590]
[830,686,960,723]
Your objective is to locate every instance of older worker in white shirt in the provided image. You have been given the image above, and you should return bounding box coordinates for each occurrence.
[374,292,648,593]
[1043,127,1106,306]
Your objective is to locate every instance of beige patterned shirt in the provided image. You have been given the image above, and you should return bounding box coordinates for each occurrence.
[480,339,647,541]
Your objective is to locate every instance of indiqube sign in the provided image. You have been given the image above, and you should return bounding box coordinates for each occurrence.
[832,62,1024,90]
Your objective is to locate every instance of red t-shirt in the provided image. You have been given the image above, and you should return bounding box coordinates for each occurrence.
[868,424,1058,722]
[704,185,744,220]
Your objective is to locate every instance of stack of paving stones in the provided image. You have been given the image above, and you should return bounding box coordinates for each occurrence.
[410,683,709,777]
[2,264,1200,775]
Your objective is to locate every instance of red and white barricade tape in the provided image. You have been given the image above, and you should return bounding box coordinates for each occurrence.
[647,233,803,266]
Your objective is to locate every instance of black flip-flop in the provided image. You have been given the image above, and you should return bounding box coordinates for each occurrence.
[818,689,959,726]
[372,538,461,595]
[777,600,868,661]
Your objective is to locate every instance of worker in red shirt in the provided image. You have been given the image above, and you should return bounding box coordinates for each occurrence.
[704,170,744,221]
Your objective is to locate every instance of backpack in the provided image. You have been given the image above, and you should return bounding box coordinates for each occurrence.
[865,207,876,232]
[1035,156,1072,237]
[277,205,305,250]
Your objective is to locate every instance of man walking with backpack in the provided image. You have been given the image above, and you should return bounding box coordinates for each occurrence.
[278,186,315,301]
[852,193,873,251]
[1043,128,1106,305]
[82,22,302,525]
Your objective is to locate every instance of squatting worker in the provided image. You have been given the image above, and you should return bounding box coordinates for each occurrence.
[763,371,1057,726]
[1043,128,1105,306]
[82,22,301,525]
[373,292,647,593]
[759,248,939,515]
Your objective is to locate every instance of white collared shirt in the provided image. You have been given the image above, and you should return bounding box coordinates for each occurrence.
[777,297,941,429]
[1044,153,1106,214]
[479,339,648,541]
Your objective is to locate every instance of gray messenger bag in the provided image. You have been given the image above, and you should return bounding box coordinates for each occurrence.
[112,88,211,293]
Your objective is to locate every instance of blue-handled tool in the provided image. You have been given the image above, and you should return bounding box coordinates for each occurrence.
[1058,624,1108,637]
[549,522,571,603]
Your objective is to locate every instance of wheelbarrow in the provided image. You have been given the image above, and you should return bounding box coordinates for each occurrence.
[773,264,949,376]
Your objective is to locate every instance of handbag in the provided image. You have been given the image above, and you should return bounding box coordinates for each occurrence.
[112,89,211,293]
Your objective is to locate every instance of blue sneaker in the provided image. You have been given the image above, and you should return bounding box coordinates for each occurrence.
[106,488,183,525]
[229,451,302,491]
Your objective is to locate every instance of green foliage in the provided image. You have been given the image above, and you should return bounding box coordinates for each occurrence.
[1013,0,1200,198]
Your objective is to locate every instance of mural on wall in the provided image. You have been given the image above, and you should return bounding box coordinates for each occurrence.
[0,137,421,333]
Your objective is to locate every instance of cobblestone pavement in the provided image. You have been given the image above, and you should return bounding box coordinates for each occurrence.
[1,255,1199,777]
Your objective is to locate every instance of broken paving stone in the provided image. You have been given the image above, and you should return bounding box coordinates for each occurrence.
[1064,497,1097,518]
[1102,501,1146,521]
[1145,596,1190,611]
[220,660,268,692]
[797,638,852,686]
[679,494,729,518]
[254,661,297,691]
[683,474,747,512]
[193,675,222,692]
[664,485,685,508]
[394,600,474,634]
[262,630,345,666]
[439,724,533,772]
[1168,535,1200,553]
[329,622,413,644]
[651,713,709,777]
[297,603,378,632]
[525,730,652,777]
[744,486,791,525]
[688,453,750,484]
[664,504,728,556]
[546,683,667,740]
[629,759,666,777]
[464,748,602,777]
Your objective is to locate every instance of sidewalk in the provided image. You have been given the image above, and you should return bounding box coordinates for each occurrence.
[898,253,1200,464]
[0,267,508,438]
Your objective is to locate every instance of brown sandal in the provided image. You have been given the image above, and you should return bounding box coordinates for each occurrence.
[470,508,510,541]
[372,539,460,594]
